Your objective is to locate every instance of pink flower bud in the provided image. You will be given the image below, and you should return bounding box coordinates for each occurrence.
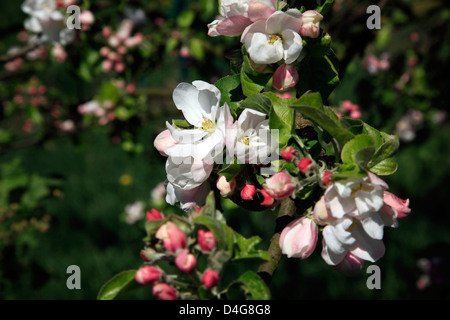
[202,269,220,289]
[80,10,95,30]
[298,158,313,174]
[146,208,164,220]
[155,221,187,253]
[299,10,323,38]
[383,191,411,219]
[322,171,333,185]
[152,283,177,300]
[260,189,275,208]
[279,217,318,259]
[175,249,197,273]
[334,252,365,276]
[350,110,362,119]
[241,184,257,200]
[281,146,297,162]
[153,129,176,156]
[273,64,299,91]
[102,59,113,72]
[115,62,125,73]
[135,265,162,285]
[126,83,136,94]
[313,196,334,225]
[198,229,216,252]
[216,175,236,198]
[263,171,295,200]
[102,26,112,38]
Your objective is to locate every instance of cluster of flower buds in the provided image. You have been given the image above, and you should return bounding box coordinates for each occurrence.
[77,100,116,126]
[100,20,144,73]
[13,77,48,108]
[135,209,220,300]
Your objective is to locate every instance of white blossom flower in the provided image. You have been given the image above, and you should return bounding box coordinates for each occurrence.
[22,0,75,45]
[164,81,231,163]
[124,201,145,224]
[241,9,303,65]
[165,156,214,191]
[321,217,386,265]
[165,180,211,210]
[226,109,277,164]
[208,0,277,37]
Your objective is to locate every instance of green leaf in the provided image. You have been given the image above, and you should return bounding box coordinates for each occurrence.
[316,0,335,15]
[341,134,376,167]
[240,69,271,96]
[226,271,271,300]
[239,93,272,114]
[367,133,399,169]
[218,163,244,181]
[214,74,244,116]
[189,38,205,60]
[294,91,324,109]
[267,92,296,147]
[97,270,139,300]
[291,105,354,147]
[177,10,195,28]
[369,157,398,176]
[172,119,192,129]
[233,233,269,263]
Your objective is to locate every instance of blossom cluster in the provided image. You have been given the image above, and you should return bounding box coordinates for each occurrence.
[135,209,220,300]
[154,80,277,210]
[279,170,411,272]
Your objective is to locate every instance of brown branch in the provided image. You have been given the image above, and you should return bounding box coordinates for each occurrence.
[257,197,296,285]
[0,43,39,64]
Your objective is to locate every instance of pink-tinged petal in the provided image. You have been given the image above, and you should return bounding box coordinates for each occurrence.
[241,19,267,43]
[154,129,176,156]
[367,171,389,189]
[216,15,252,36]
[383,191,411,219]
[273,64,299,91]
[191,160,214,183]
[248,2,275,22]
[266,9,302,35]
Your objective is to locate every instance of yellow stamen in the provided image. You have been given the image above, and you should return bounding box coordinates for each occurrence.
[199,117,215,131]
[243,136,251,146]
[267,34,282,45]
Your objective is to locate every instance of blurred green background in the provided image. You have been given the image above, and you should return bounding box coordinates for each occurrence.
[0,0,449,300]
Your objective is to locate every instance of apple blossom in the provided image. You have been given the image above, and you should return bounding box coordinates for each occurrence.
[299,10,323,38]
[208,0,277,37]
[135,266,162,285]
[227,108,277,164]
[202,269,220,289]
[175,249,197,273]
[79,10,95,31]
[155,221,187,253]
[273,64,299,91]
[165,156,214,191]
[263,171,296,200]
[241,9,303,65]
[321,217,386,265]
[313,196,334,226]
[322,171,333,185]
[216,175,236,198]
[279,217,318,259]
[164,81,230,163]
[22,0,75,45]
[198,229,217,252]
[152,283,177,300]
[241,184,257,200]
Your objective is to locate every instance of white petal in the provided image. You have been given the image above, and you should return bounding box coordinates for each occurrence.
[351,227,386,262]
[172,83,208,125]
[246,32,284,64]
[359,212,385,240]
[281,29,303,64]
[165,121,206,144]
[321,238,347,266]
[266,10,302,35]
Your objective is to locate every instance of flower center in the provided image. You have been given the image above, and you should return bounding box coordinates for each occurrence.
[242,136,251,146]
[199,117,215,131]
[267,34,282,45]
